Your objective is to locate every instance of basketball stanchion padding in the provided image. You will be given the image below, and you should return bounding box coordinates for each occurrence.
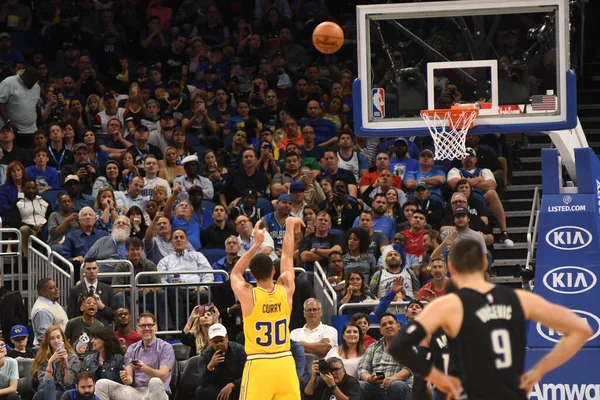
[420,107,479,161]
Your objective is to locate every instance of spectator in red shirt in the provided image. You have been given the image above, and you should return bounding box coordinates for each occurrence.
[401,209,427,257]
[114,308,141,351]
[359,153,403,194]
[418,257,448,302]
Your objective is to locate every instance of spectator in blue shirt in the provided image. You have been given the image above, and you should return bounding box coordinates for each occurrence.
[164,185,202,250]
[298,100,338,148]
[403,149,447,197]
[388,138,420,181]
[26,147,60,193]
[353,193,396,240]
[60,207,108,280]
[319,150,358,198]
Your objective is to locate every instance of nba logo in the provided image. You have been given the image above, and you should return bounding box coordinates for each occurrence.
[372,88,385,119]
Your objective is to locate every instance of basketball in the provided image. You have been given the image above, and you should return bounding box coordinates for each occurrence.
[312,21,344,54]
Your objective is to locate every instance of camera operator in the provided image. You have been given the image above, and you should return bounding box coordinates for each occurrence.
[304,357,361,400]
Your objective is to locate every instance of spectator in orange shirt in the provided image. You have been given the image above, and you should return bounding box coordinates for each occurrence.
[418,257,448,302]
[278,117,304,150]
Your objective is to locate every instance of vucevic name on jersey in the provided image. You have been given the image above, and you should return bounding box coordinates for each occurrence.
[452,286,527,400]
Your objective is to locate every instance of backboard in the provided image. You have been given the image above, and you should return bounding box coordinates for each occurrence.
[353,0,577,138]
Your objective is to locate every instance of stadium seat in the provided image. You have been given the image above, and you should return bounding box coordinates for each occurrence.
[172,343,191,361]
[201,248,226,265]
[256,197,274,214]
[170,357,180,396]
[202,200,216,211]
[328,229,344,237]
[186,134,199,146]
[41,189,66,210]
[193,145,206,158]
[17,359,33,400]
[174,355,201,400]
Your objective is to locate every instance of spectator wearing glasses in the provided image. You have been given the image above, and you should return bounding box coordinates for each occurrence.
[403,149,447,197]
[305,357,362,400]
[95,313,175,400]
[449,178,489,225]
[235,215,276,260]
[290,298,338,358]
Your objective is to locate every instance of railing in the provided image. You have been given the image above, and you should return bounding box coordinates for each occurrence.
[47,251,75,308]
[94,259,137,327]
[313,261,338,325]
[135,270,228,335]
[0,227,23,293]
[338,300,417,316]
[27,236,53,314]
[526,186,541,272]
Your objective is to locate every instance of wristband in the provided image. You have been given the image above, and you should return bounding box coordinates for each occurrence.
[328,384,337,391]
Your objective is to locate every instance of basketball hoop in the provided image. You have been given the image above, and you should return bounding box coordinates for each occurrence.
[420,107,479,161]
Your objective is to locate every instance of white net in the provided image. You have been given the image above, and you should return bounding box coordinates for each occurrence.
[421,109,478,161]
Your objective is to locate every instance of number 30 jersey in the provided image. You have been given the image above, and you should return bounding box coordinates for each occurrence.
[244,284,291,356]
[450,286,527,400]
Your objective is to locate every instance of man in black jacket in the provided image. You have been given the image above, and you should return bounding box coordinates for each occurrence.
[66,259,117,326]
[196,324,247,400]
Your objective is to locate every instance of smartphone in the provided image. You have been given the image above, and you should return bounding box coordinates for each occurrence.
[253,83,260,93]
[198,102,205,110]
[132,359,141,365]
[56,342,64,350]
[376,371,385,379]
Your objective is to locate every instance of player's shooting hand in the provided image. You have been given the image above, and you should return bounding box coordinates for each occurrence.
[431,371,463,399]
[252,220,266,245]
[286,217,305,234]
[519,368,543,394]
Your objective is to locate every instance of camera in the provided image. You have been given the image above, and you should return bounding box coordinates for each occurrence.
[318,359,330,374]
[77,163,89,170]
[253,83,260,94]
[53,89,60,95]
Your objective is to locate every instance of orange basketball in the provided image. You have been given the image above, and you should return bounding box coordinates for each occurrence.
[312,21,344,54]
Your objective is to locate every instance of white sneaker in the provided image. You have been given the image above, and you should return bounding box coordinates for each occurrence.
[501,232,515,248]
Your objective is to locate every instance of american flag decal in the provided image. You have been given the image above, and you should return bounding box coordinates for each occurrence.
[531,94,557,111]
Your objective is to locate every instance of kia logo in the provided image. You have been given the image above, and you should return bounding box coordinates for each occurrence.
[542,266,597,294]
[536,310,600,343]
[545,226,592,250]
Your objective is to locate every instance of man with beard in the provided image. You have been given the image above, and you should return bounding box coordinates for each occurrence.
[401,209,428,258]
[270,152,302,197]
[144,213,194,265]
[358,211,389,261]
[418,257,449,302]
[67,259,117,326]
[299,125,325,162]
[261,194,292,256]
[298,100,338,148]
[61,175,95,212]
[319,179,361,231]
[357,312,412,400]
[228,189,263,225]
[299,212,343,272]
[221,148,268,208]
[370,244,414,306]
[65,292,104,359]
[60,371,100,400]
[353,193,396,240]
[338,130,369,183]
[165,186,202,249]
[389,138,419,180]
[201,205,236,249]
[174,155,214,200]
[286,78,317,121]
[85,216,132,277]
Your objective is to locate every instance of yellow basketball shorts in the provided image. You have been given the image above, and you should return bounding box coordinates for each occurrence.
[239,352,301,400]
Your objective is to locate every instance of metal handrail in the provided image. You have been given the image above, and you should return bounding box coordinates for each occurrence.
[338,300,418,315]
[28,235,52,311]
[525,186,541,270]
[135,270,228,335]
[95,259,136,323]
[0,227,23,293]
[314,261,338,324]
[49,251,75,282]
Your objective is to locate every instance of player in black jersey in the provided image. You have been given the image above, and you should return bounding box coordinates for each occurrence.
[389,238,592,399]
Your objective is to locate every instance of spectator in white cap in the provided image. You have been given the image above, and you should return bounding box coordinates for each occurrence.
[196,323,247,400]
[62,174,95,212]
[173,154,215,200]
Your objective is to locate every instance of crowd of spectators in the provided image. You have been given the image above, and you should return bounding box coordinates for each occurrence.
[0,0,531,399]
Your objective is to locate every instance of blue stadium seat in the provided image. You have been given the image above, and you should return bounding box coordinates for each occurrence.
[256,197,274,214]
[186,134,199,146]
[201,248,226,265]
[193,145,206,158]
[202,200,216,211]
[328,229,344,237]
[41,189,66,209]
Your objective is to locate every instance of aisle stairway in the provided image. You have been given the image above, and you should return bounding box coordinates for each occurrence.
[492,62,600,283]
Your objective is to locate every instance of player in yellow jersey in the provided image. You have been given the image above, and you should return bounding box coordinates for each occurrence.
[231,217,304,400]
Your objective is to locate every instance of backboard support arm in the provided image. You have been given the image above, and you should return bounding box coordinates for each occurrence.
[543,118,588,187]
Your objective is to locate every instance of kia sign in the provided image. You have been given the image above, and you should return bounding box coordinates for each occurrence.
[545,226,592,251]
[542,266,598,295]
[536,310,600,343]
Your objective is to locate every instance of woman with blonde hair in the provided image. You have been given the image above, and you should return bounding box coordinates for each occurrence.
[85,94,104,129]
[181,303,221,357]
[159,146,185,186]
[32,325,80,400]
[123,82,146,121]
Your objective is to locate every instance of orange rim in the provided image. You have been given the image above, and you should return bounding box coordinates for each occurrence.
[420,107,479,130]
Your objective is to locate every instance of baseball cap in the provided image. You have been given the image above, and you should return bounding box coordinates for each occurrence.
[181,154,199,165]
[453,206,469,216]
[406,299,424,310]
[0,125,13,132]
[243,189,257,197]
[0,33,11,41]
[290,182,305,192]
[188,185,203,196]
[420,149,434,158]
[278,194,293,202]
[394,137,409,146]
[208,323,228,339]
[135,124,149,132]
[160,110,174,119]
[465,147,477,157]
[74,143,88,152]
[65,175,80,184]
[9,325,28,339]
[103,92,116,100]
[149,64,161,73]
[168,79,180,87]
[414,181,428,191]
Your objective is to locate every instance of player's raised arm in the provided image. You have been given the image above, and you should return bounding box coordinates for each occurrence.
[231,221,267,301]
[517,290,593,393]
[278,217,304,293]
